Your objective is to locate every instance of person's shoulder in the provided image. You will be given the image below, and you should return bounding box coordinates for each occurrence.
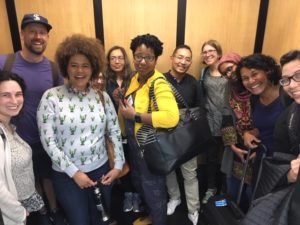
[185,73,197,81]
[162,71,173,82]
[43,85,65,96]
[279,86,294,107]
[147,70,166,85]
[0,54,10,69]
[0,53,9,61]
[199,66,209,80]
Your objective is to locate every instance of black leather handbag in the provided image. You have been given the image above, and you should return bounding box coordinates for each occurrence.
[241,152,298,225]
[136,78,212,175]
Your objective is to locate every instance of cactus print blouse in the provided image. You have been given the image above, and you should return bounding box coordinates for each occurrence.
[37,85,124,178]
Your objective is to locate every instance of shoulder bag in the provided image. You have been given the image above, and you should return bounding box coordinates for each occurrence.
[136,77,213,175]
[98,90,129,178]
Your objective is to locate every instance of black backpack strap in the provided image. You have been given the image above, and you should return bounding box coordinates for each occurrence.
[0,208,4,225]
[0,127,6,150]
[199,66,209,100]
[50,60,60,87]
[2,53,16,72]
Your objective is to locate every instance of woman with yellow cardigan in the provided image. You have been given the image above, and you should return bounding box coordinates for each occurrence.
[119,34,179,225]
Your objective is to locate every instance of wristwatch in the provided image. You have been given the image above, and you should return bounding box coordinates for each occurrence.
[134,112,142,123]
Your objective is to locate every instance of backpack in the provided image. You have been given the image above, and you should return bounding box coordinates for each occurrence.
[2,53,60,87]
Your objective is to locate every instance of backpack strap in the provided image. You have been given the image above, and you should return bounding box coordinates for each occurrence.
[200,66,209,81]
[199,66,209,99]
[3,53,60,88]
[50,60,60,87]
[2,53,15,72]
[0,127,6,150]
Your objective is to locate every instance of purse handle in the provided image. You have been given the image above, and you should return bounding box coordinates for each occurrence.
[288,144,300,225]
[149,77,197,119]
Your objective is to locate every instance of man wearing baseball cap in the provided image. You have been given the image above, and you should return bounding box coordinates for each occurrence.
[21,13,52,31]
[0,13,65,225]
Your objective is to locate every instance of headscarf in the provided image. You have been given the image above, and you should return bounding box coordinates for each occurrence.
[218,52,242,72]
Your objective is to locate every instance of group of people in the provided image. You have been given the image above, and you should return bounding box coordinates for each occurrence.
[1,12,300,225]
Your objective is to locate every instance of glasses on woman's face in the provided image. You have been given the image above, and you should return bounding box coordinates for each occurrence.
[279,71,300,86]
[110,56,125,62]
[201,49,217,56]
[133,54,155,63]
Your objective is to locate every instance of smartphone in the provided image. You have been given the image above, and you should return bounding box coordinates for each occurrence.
[118,90,126,106]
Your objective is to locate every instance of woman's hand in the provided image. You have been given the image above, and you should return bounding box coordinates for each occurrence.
[101,168,121,185]
[287,154,300,183]
[230,144,248,163]
[119,99,135,120]
[112,87,125,105]
[73,171,97,189]
[243,130,261,149]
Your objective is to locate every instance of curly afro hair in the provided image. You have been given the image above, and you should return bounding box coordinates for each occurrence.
[236,53,281,85]
[55,34,106,80]
[130,34,163,58]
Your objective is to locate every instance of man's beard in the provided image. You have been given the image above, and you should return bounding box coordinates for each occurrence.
[24,41,47,55]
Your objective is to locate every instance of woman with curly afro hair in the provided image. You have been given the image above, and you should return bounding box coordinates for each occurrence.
[37,34,125,225]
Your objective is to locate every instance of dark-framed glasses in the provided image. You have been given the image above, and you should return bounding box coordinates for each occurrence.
[279,71,300,86]
[133,54,155,63]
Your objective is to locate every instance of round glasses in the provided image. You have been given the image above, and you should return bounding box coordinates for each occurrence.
[201,49,216,56]
[110,56,125,62]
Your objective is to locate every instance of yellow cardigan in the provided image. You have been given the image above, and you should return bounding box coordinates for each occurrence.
[119,70,179,136]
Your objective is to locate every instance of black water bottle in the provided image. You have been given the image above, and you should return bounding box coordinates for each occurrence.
[94,185,110,222]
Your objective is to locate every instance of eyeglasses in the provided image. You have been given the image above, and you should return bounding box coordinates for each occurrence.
[133,54,155,63]
[173,55,192,64]
[279,71,300,86]
[201,49,217,56]
[110,56,125,62]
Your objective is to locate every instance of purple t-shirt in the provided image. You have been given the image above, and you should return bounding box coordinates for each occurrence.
[0,51,63,144]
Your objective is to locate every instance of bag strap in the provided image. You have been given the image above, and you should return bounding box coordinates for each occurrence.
[166,81,189,108]
[289,148,300,225]
[250,144,269,202]
[0,127,6,150]
[3,53,59,87]
[0,208,4,225]
[135,77,164,155]
[97,90,105,111]
[50,60,60,87]
[2,53,15,72]
[149,76,190,108]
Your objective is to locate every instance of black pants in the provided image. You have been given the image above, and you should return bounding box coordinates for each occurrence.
[206,136,223,189]
[125,120,167,225]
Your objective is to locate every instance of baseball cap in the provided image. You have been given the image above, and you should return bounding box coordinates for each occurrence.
[21,13,52,31]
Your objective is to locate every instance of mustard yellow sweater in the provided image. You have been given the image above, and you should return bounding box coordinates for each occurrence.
[120,70,179,136]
